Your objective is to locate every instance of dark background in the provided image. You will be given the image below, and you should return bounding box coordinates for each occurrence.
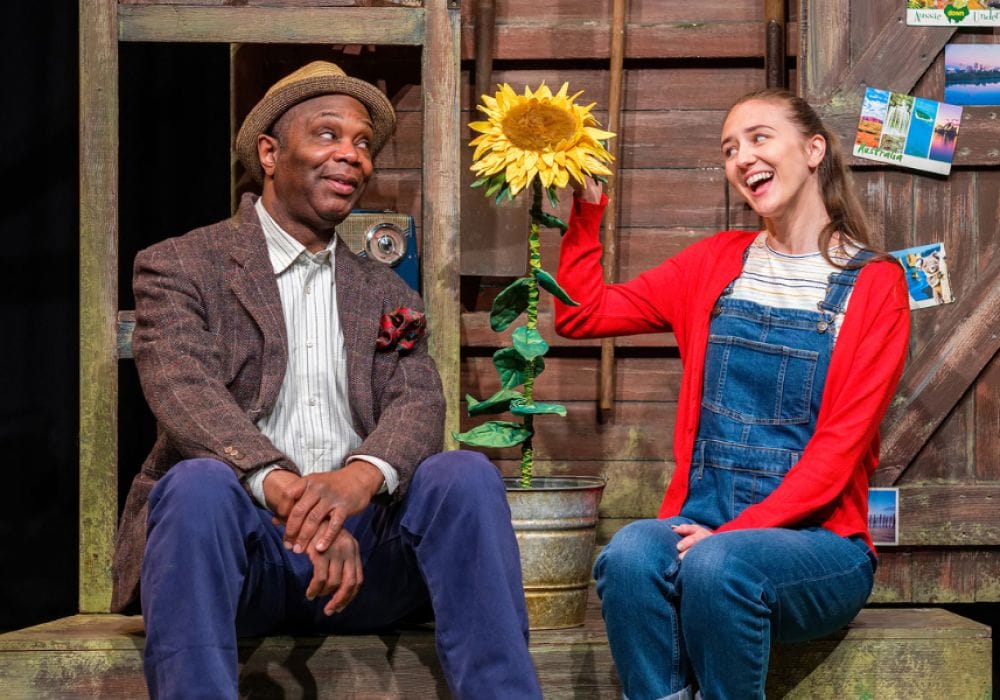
[1,4,231,630]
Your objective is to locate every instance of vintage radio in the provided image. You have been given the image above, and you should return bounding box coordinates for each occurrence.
[338,210,419,292]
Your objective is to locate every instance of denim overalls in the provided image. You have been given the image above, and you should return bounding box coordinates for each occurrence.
[594,247,879,700]
[681,248,874,528]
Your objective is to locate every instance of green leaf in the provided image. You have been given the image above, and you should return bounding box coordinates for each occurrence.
[493,347,545,388]
[512,326,549,360]
[466,389,524,416]
[471,176,490,189]
[485,173,506,197]
[534,269,579,306]
[545,186,561,209]
[490,277,532,331]
[537,211,568,233]
[510,399,567,417]
[452,421,532,448]
[495,182,513,204]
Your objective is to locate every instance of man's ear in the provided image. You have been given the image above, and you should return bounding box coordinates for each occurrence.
[257,133,279,179]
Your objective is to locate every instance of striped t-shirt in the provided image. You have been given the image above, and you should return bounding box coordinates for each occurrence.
[729,231,857,336]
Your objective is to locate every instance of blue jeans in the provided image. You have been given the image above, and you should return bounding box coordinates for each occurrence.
[594,518,874,700]
[141,451,542,700]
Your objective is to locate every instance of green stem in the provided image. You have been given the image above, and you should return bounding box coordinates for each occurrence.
[520,180,544,487]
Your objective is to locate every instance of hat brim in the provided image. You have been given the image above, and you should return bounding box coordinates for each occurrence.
[235,74,396,184]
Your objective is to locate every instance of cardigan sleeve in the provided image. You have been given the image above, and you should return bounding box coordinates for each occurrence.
[555,194,696,339]
[715,261,910,533]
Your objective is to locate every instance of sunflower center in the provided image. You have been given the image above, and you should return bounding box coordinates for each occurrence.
[501,101,577,151]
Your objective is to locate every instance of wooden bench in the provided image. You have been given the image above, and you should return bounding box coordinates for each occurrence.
[1,595,990,698]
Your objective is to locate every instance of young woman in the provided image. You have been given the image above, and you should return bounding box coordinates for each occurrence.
[555,89,910,699]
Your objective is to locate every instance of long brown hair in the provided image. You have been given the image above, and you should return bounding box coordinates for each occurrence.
[728,89,885,268]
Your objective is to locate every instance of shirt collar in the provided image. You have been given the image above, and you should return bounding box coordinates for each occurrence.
[255,197,337,274]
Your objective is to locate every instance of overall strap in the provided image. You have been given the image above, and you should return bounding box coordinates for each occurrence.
[818,249,876,315]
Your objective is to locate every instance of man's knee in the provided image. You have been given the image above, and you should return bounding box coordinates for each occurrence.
[149,458,244,516]
[411,450,504,505]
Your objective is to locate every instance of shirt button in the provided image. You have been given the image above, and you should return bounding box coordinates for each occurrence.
[308,398,317,406]
[306,341,314,348]
[305,286,312,295]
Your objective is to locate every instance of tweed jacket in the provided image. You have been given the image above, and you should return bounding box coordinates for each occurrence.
[111,193,445,612]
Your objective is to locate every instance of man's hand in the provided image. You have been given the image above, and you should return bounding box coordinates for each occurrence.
[672,523,714,560]
[262,468,306,521]
[306,525,364,616]
[282,461,384,554]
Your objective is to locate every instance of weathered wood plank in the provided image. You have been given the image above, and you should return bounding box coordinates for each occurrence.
[895,484,1000,546]
[876,255,1000,485]
[1,605,988,699]
[491,460,673,520]
[459,401,675,462]
[799,0,850,100]
[849,0,899,64]
[462,307,677,349]
[79,0,118,615]
[118,5,426,44]
[463,356,683,403]
[422,0,462,449]
[853,170,913,252]
[121,0,420,5]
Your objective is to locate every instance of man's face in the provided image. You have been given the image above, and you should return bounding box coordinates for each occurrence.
[260,94,375,236]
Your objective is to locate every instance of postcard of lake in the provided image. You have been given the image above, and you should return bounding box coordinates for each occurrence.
[868,488,899,547]
[945,44,1000,106]
[853,87,963,175]
[906,0,1000,26]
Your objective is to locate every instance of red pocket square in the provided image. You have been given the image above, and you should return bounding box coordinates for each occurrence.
[376,307,427,353]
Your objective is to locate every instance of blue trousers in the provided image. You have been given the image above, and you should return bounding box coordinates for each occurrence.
[594,518,875,700]
[141,451,542,700]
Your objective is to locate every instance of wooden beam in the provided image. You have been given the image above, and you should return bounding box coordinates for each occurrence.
[118,5,425,45]
[876,255,1000,485]
[799,0,850,100]
[79,0,118,614]
[422,0,462,449]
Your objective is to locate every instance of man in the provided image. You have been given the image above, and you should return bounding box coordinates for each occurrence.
[111,61,542,700]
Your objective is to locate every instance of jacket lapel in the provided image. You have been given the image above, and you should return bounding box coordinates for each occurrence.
[335,239,379,433]
[225,195,288,411]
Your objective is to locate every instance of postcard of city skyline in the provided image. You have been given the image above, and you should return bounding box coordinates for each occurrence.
[945,43,1000,106]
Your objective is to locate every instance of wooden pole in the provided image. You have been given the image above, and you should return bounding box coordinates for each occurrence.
[474,0,496,108]
[79,0,118,614]
[765,0,786,88]
[423,0,463,448]
[599,0,627,421]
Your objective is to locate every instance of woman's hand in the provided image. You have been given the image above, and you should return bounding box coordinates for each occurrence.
[672,523,714,559]
[571,174,604,204]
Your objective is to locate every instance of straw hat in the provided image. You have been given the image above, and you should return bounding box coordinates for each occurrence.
[235,61,397,184]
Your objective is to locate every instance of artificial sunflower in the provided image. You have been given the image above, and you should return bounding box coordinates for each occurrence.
[455,83,615,486]
[469,82,615,199]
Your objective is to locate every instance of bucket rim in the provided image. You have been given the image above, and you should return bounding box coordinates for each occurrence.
[502,475,606,492]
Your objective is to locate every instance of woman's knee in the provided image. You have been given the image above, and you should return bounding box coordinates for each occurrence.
[594,520,680,592]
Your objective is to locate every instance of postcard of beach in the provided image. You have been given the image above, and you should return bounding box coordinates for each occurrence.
[907,0,1000,26]
[868,488,899,547]
[890,242,956,310]
[853,87,963,175]
[945,44,1000,106]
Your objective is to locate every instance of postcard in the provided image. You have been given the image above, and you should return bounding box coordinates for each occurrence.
[945,44,1000,106]
[906,1,1000,26]
[868,488,899,547]
[853,87,963,175]
[890,242,956,309]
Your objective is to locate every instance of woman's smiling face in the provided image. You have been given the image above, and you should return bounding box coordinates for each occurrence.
[720,99,827,223]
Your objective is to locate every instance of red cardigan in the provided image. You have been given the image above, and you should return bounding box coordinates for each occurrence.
[554,195,910,551]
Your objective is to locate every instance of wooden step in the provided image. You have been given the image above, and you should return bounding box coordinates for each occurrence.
[0,599,990,699]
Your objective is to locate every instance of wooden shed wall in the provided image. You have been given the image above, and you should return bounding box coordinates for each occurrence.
[115,0,999,604]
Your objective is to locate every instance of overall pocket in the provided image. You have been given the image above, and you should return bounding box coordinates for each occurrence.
[702,335,818,425]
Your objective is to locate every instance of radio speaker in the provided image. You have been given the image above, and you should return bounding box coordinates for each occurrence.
[338,210,419,292]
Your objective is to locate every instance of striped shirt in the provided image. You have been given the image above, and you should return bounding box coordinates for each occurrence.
[245,198,397,508]
[729,231,856,336]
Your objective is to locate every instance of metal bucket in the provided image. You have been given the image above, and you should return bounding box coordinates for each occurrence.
[504,476,606,630]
